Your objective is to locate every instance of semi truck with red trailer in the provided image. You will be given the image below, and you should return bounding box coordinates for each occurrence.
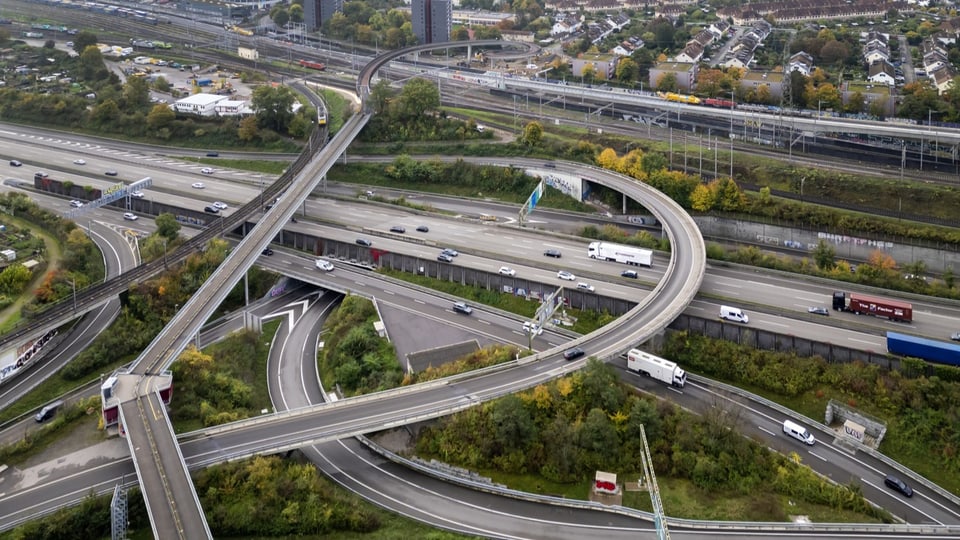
[832,291,912,322]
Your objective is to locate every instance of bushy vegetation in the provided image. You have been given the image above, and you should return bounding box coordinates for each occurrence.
[319,295,403,396]
[0,395,102,465]
[411,344,523,383]
[661,331,960,495]
[0,488,149,540]
[360,79,492,143]
[414,359,890,522]
[170,324,277,430]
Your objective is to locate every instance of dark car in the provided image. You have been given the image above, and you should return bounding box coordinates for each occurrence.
[452,302,472,315]
[544,162,557,169]
[437,253,454,263]
[807,306,830,316]
[884,474,913,497]
[356,238,372,247]
[105,170,118,176]
[390,226,406,234]
[621,270,638,279]
[261,248,274,256]
[206,151,219,157]
[544,249,562,258]
[416,225,429,233]
[204,205,220,214]
[563,347,585,361]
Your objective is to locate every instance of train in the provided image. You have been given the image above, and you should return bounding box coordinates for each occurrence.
[227,24,254,37]
[656,91,816,118]
[298,59,326,71]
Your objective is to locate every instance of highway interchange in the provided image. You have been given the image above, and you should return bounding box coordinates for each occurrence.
[0,38,959,539]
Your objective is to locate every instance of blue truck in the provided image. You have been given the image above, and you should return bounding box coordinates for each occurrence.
[196,78,213,87]
[886,331,960,367]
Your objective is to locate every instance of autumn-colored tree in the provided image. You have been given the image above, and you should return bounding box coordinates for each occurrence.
[596,147,620,170]
[238,115,258,142]
[656,72,679,93]
[690,183,715,212]
[520,121,543,146]
[868,249,897,270]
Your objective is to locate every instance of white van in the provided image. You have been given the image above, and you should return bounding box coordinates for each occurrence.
[783,419,816,445]
[315,259,334,272]
[720,305,749,324]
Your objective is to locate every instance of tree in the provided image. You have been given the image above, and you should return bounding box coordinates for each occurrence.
[845,91,865,114]
[490,394,535,452]
[74,30,98,54]
[369,79,393,116]
[238,115,259,142]
[153,76,171,93]
[288,3,303,23]
[154,213,181,241]
[615,57,638,83]
[641,152,667,175]
[711,177,744,211]
[43,39,56,49]
[90,99,121,126]
[79,45,105,81]
[0,264,32,296]
[655,72,679,93]
[146,104,175,130]
[690,183,715,211]
[596,148,620,170]
[251,85,297,132]
[520,121,543,146]
[397,77,440,118]
[812,240,835,270]
[273,9,290,28]
[123,76,150,110]
[820,40,849,65]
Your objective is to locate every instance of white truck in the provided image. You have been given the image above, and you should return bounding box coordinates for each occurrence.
[587,241,653,267]
[626,349,686,388]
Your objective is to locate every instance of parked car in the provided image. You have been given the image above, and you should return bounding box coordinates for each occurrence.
[9,160,22,167]
[416,225,429,233]
[544,249,562,258]
[453,302,472,314]
[807,306,830,316]
[203,205,220,214]
[191,182,205,189]
[557,270,576,281]
[390,225,406,234]
[563,347,585,361]
[122,212,138,221]
[437,253,454,263]
[498,266,516,276]
[73,159,86,165]
[69,200,84,208]
[576,282,595,292]
[356,238,372,247]
[883,474,914,497]
[621,270,639,279]
[212,201,228,210]
[104,170,118,176]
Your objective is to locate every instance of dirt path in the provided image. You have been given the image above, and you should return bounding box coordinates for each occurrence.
[0,215,63,329]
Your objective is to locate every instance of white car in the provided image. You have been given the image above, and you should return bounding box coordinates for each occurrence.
[191,182,205,189]
[130,191,145,198]
[212,201,228,210]
[73,159,86,165]
[576,282,596,292]
[522,321,543,335]
[557,270,576,281]
[69,200,84,208]
[122,212,138,221]
[200,167,214,175]
[498,266,516,277]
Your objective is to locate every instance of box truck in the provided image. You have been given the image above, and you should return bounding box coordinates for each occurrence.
[886,331,960,366]
[587,241,653,267]
[833,291,912,322]
[626,349,686,388]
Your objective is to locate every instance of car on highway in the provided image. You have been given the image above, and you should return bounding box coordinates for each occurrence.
[951,332,960,342]
[563,347,585,361]
[416,225,429,233]
[130,191,145,198]
[356,238,372,247]
[122,212,138,221]
[104,170,118,176]
[498,266,516,276]
[200,167,215,175]
[807,306,830,316]
[544,249,562,258]
[390,226,406,234]
[9,160,21,167]
[69,200,84,208]
[205,151,219,157]
[452,302,472,315]
[441,248,459,257]
[883,474,913,497]
[621,270,639,279]
[576,282,595,292]
[36,171,49,178]
[557,270,575,281]
[203,205,220,214]
[261,248,274,256]
[437,253,454,263]
[522,321,543,335]
[192,182,205,189]
[212,201,228,210]
[73,159,86,165]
